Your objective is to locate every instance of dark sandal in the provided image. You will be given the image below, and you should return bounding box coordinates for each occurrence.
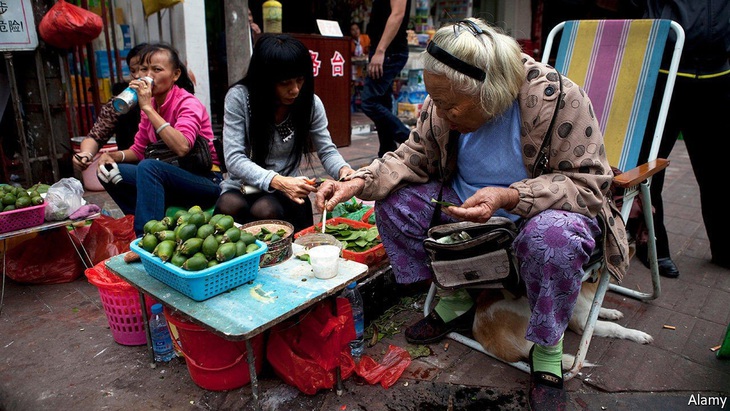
[404,308,474,345]
[528,346,567,411]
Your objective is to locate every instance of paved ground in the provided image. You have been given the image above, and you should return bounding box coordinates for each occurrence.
[0,113,728,410]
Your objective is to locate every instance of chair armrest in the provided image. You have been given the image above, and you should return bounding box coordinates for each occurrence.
[612,159,670,189]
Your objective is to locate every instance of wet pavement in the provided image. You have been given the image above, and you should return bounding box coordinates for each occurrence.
[0,113,728,410]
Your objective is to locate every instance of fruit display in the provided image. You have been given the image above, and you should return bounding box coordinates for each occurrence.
[139,205,260,271]
[1,183,48,213]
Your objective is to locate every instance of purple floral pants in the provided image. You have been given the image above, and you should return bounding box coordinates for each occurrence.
[376,181,601,346]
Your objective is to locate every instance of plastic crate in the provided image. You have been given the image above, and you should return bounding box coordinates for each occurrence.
[0,203,47,234]
[130,238,268,301]
[294,217,387,267]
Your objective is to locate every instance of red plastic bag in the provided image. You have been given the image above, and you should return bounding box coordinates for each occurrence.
[85,258,135,293]
[82,215,136,265]
[5,227,84,284]
[266,298,356,395]
[356,345,412,388]
[38,0,103,49]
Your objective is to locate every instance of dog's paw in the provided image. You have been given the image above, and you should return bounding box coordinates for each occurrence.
[599,308,624,320]
[627,330,654,344]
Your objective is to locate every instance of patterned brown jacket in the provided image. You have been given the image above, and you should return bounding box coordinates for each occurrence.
[349,53,630,282]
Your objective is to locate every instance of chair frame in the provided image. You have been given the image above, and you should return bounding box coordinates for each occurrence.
[423,19,685,381]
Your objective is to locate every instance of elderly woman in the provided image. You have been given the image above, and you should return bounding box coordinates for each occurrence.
[316,18,629,408]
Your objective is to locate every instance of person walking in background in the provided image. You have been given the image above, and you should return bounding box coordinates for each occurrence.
[362,0,412,157]
[635,0,730,277]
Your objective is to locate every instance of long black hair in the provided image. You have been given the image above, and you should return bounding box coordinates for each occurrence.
[236,34,315,175]
[138,43,195,94]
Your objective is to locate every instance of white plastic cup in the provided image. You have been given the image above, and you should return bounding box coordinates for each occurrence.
[308,245,341,279]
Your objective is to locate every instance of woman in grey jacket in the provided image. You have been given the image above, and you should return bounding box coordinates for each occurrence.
[216,34,354,232]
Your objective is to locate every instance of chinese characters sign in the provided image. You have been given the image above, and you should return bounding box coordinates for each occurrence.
[0,0,38,51]
[309,49,346,78]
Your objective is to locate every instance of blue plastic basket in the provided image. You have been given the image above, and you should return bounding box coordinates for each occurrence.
[130,238,268,301]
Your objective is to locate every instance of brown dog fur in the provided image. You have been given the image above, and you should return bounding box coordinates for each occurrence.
[472,280,653,368]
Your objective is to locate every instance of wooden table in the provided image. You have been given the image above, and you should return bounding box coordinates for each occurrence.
[105,245,369,410]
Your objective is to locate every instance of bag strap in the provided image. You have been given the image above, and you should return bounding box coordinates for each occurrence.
[428,103,460,228]
[532,69,563,177]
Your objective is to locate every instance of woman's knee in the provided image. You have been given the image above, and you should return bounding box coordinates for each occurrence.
[514,210,598,262]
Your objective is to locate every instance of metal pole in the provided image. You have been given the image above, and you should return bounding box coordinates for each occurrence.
[108,0,123,83]
[34,50,61,181]
[59,54,80,138]
[3,52,32,184]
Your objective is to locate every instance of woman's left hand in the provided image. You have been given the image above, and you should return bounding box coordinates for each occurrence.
[271,175,316,204]
[444,187,520,223]
[338,166,356,180]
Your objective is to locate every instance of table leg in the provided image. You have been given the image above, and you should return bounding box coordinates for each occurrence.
[65,226,93,269]
[246,338,261,411]
[138,291,155,365]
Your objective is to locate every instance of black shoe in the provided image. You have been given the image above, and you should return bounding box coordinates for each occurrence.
[528,346,566,411]
[657,257,679,278]
[711,257,730,270]
[404,307,475,345]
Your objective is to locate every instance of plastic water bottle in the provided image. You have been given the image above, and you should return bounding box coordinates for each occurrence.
[342,282,365,358]
[112,76,153,114]
[150,303,175,362]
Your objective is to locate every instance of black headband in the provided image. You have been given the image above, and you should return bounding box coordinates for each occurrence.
[426,41,486,82]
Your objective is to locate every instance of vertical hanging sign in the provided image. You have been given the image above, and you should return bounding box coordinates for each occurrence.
[0,0,38,51]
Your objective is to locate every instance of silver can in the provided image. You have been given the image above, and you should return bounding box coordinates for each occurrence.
[112,76,153,114]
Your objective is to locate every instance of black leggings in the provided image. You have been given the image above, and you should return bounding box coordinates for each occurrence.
[215,189,314,233]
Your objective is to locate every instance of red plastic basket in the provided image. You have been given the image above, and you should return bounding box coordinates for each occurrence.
[294,217,387,267]
[0,203,46,234]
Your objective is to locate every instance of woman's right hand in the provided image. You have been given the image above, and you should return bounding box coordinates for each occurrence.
[271,175,317,204]
[73,152,94,171]
[95,152,115,169]
[315,178,365,212]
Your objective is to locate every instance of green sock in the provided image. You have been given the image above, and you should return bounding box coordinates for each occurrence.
[434,289,473,323]
[532,337,563,377]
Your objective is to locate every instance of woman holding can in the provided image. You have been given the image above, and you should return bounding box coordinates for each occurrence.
[96,43,222,236]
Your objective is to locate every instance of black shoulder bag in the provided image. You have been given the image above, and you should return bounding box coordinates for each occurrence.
[144,135,213,175]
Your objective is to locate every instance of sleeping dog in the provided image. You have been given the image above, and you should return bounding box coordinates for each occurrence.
[472,280,654,368]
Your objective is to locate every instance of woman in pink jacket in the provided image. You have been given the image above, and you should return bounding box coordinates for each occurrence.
[96,43,222,236]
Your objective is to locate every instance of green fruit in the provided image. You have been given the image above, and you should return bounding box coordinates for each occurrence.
[245,243,261,254]
[207,260,219,268]
[188,212,206,228]
[150,221,169,234]
[176,223,198,243]
[143,219,159,234]
[153,240,176,262]
[2,193,16,206]
[235,240,247,257]
[161,216,176,230]
[3,205,15,212]
[196,224,215,239]
[188,205,204,214]
[176,212,191,226]
[173,209,188,221]
[15,196,31,209]
[31,196,43,206]
[202,234,219,260]
[216,242,237,262]
[182,254,208,271]
[170,252,187,267]
[179,237,204,256]
[214,215,235,233]
[155,230,176,242]
[222,227,241,243]
[208,214,223,227]
[16,190,29,198]
[2,185,12,193]
[141,233,159,252]
[203,210,213,223]
[239,232,256,246]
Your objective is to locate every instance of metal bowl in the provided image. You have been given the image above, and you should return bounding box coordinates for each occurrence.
[239,220,294,267]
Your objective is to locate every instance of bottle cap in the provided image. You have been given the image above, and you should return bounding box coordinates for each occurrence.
[151,303,163,314]
[347,282,357,289]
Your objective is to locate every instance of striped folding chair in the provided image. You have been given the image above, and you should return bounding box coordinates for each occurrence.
[422,19,684,381]
[543,19,684,302]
